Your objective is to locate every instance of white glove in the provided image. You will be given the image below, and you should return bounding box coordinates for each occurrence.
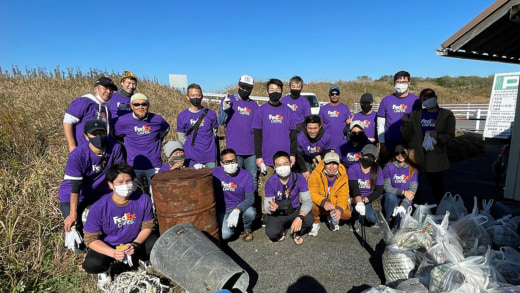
[222,94,232,111]
[122,253,133,267]
[392,205,407,218]
[422,132,437,151]
[227,209,240,228]
[355,202,366,216]
[64,226,83,251]
[260,163,267,175]
[194,163,204,170]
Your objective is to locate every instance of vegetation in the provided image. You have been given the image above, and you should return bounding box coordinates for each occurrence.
[0,66,490,292]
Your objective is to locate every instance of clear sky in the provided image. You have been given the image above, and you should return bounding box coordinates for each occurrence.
[1,0,519,92]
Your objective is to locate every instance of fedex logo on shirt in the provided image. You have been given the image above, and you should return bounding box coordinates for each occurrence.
[238,106,251,115]
[221,181,238,192]
[392,104,408,113]
[113,212,136,228]
[364,120,371,126]
[134,125,151,135]
[190,118,205,127]
[421,118,436,128]
[393,174,409,184]
[117,102,131,111]
[287,104,298,112]
[95,110,108,122]
[358,179,371,189]
[276,189,291,199]
[269,114,283,123]
[328,110,340,117]
[346,153,361,162]
[307,146,321,154]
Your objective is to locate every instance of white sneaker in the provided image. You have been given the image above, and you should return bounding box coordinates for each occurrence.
[333,224,340,231]
[309,223,320,236]
[97,272,111,289]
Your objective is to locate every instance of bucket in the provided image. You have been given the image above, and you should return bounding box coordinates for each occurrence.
[151,168,219,240]
[150,222,249,293]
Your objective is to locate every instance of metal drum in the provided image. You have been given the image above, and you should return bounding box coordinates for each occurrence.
[151,168,219,240]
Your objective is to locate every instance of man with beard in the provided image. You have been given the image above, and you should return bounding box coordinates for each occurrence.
[218,75,259,188]
[106,71,138,119]
[281,75,311,132]
[296,114,331,181]
[319,86,352,154]
[177,83,218,169]
[350,93,377,143]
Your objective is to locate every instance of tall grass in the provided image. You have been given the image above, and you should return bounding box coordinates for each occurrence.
[0,66,491,292]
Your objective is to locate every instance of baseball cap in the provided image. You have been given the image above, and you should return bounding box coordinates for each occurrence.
[329,86,340,94]
[323,152,340,164]
[361,144,379,158]
[121,71,137,82]
[130,93,148,103]
[238,75,254,88]
[95,77,117,91]
[163,141,184,158]
[360,93,373,103]
[350,120,365,131]
[84,119,106,134]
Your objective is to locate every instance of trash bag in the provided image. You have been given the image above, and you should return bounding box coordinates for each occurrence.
[491,247,520,285]
[395,278,428,293]
[429,256,490,293]
[449,197,492,254]
[411,203,438,227]
[480,199,496,228]
[487,216,520,249]
[436,192,468,221]
[383,244,417,288]
[427,212,463,252]
[376,211,396,245]
[392,225,433,252]
[488,285,520,293]
[361,285,405,293]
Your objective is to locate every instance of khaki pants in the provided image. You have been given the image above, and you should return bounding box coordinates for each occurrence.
[257,165,275,214]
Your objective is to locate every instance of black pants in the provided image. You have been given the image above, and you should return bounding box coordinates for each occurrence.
[425,171,445,204]
[82,233,159,274]
[265,209,314,241]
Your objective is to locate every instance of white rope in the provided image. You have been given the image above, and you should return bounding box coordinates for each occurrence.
[100,269,177,293]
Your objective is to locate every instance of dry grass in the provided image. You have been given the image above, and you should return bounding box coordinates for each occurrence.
[0,66,491,292]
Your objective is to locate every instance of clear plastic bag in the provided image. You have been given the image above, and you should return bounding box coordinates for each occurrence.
[436,192,468,221]
[491,247,520,285]
[362,285,405,293]
[427,212,463,252]
[449,197,492,254]
[412,203,438,227]
[383,244,417,288]
[395,278,428,293]
[480,198,496,228]
[487,216,520,249]
[429,256,490,293]
[392,225,433,252]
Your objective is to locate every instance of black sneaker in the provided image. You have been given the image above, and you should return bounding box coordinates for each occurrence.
[261,214,267,227]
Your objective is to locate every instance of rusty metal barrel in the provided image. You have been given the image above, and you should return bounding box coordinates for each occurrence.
[150,168,219,240]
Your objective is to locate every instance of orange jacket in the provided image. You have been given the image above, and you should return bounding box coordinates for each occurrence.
[308,161,350,217]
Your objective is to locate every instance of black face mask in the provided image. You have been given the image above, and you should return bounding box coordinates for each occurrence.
[189,98,202,107]
[269,92,282,103]
[290,89,301,98]
[89,135,107,149]
[350,132,367,143]
[238,88,251,100]
[360,157,375,168]
[361,104,372,113]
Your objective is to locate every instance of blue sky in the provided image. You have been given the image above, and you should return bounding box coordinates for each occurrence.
[1,0,519,92]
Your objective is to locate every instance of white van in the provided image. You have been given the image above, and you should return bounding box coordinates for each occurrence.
[301,92,320,115]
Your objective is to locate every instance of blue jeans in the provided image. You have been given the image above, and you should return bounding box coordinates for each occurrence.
[237,154,257,190]
[364,201,380,224]
[135,168,159,193]
[383,192,398,221]
[204,162,216,169]
[218,206,256,240]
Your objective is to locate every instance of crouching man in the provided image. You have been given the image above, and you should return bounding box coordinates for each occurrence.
[308,151,351,236]
[264,151,313,245]
[213,149,256,242]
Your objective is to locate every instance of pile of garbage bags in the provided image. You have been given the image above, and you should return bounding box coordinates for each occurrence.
[363,194,520,293]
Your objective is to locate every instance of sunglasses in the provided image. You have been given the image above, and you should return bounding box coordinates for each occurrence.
[394,150,407,157]
[132,103,148,107]
[330,93,340,96]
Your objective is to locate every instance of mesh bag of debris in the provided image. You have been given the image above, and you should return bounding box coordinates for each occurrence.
[383,244,417,288]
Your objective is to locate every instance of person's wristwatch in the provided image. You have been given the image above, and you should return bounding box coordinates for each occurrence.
[297,215,304,221]
[132,242,141,249]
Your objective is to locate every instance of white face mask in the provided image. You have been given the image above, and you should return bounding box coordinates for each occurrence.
[223,163,238,174]
[422,97,438,109]
[394,83,409,95]
[275,165,291,178]
[114,184,134,197]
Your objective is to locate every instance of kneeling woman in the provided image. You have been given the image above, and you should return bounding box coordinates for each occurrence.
[82,163,157,282]
[348,144,384,225]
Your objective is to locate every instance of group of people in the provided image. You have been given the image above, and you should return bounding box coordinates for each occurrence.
[58,70,455,287]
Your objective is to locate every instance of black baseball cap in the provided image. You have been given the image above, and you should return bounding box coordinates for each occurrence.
[84,119,106,134]
[95,77,117,91]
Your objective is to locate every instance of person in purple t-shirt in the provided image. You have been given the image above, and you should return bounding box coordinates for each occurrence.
[339,120,371,169]
[281,75,312,132]
[376,71,420,163]
[158,141,187,173]
[296,114,331,181]
[63,77,117,153]
[348,144,384,225]
[177,83,218,169]
[348,93,377,143]
[264,151,313,244]
[218,75,259,189]
[114,93,170,192]
[319,86,352,154]
[82,163,157,286]
[212,149,256,242]
[383,144,419,222]
[252,78,297,217]
[59,119,125,251]
[106,71,137,119]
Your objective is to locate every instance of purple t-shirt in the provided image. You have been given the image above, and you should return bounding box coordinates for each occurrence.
[106,92,132,119]
[319,103,351,153]
[347,163,384,197]
[281,94,312,125]
[220,94,259,155]
[353,111,377,141]
[212,167,255,211]
[58,140,125,203]
[252,103,296,166]
[177,108,218,165]
[297,130,331,160]
[115,113,170,170]
[383,162,419,192]
[265,173,308,208]
[66,95,110,147]
[83,191,154,247]
[421,110,439,135]
[339,139,370,168]
[376,93,419,143]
